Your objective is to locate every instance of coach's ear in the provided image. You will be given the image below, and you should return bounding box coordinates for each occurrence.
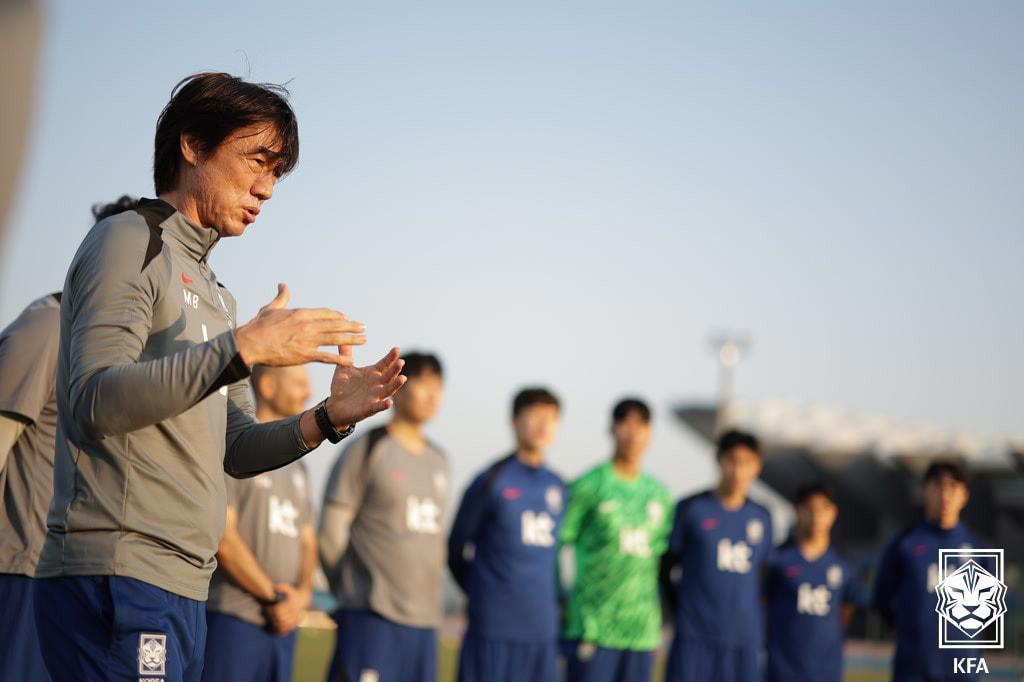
[180,132,201,168]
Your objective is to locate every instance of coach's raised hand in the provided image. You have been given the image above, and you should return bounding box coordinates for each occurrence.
[235,283,366,367]
[325,346,406,428]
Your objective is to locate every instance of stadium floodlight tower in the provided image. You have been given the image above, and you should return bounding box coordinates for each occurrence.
[709,332,751,433]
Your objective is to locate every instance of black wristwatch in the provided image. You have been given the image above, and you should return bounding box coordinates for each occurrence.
[314,398,354,444]
[260,590,286,607]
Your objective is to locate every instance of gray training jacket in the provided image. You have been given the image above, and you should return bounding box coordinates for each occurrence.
[36,198,311,600]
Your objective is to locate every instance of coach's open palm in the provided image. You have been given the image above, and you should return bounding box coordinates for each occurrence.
[326,346,406,428]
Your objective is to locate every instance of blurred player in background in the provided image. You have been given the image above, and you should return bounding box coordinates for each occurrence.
[873,461,983,682]
[33,72,405,682]
[448,387,565,682]
[764,482,857,682]
[203,366,319,682]
[320,352,448,682]
[0,197,135,682]
[661,429,773,682]
[0,292,60,682]
[560,398,673,682]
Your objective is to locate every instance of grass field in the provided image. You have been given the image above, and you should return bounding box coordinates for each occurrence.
[291,629,892,682]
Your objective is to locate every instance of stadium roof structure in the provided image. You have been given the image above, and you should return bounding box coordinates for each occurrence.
[674,399,1024,557]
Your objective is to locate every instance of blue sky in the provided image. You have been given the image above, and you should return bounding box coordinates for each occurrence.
[2,1,1021,504]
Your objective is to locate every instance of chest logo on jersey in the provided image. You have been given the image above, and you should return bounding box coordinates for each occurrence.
[546,486,563,514]
[268,495,300,538]
[717,538,752,574]
[647,501,664,524]
[406,495,441,534]
[521,510,556,547]
[827,564,843,589]
[935,548,1007,650]
[619,527,651,557]
[797,583,832,616]
[746,518,764,544]
[138,633,167,676]
[599,499,619,514]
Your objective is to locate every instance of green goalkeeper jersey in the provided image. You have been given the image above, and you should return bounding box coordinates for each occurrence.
[561,461,674,650]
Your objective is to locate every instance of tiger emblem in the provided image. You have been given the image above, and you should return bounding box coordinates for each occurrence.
[935,559,1007,638]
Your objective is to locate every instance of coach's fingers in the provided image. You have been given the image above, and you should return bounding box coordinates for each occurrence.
[300,308,352,322]
[315,333,366,347]
[373,398,395,415]
[259,283,290,313]
[374,347,401,371]
[314,351,355,366]
[308,318,364,334]
[384,358,404,384]
[381,373,407,398]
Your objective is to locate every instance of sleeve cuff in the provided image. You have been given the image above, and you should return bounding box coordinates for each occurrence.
[291,414,315,454]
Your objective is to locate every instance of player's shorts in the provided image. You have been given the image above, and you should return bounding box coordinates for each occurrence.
[457,632,558,682]
[201,611,298,682]
[665,636,760,682]
[33,575,206,682]
[563,639,656,682]
[328,609,437,682]
[0,574,49,681]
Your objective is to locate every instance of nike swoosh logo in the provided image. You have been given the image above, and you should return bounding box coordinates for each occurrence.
[181,272,194,286]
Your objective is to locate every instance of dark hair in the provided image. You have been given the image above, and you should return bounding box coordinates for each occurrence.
[612,397,651,424]
[153,72,299,194]
[794,481,835,507]
[716,429,761,458]
[923,460,967,485]
[512,387,560,418]
[400,352,443,380]
[91,195,138,222]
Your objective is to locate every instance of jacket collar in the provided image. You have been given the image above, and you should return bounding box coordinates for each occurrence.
[137,197,220,263]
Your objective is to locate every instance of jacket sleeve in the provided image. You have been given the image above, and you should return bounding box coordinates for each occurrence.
[221,378,312,478]
[64,218,249,440]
